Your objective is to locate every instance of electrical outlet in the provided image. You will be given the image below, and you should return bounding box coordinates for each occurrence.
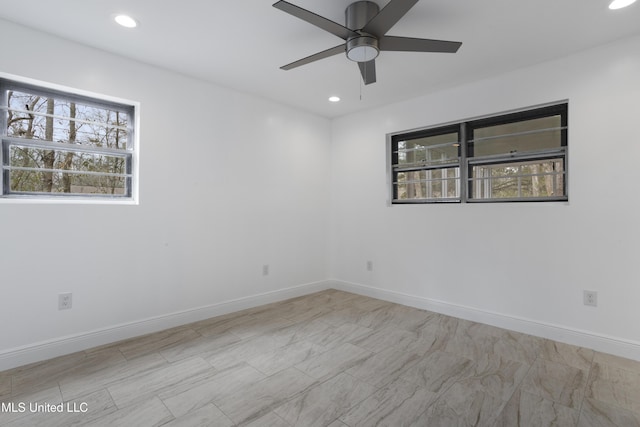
[583,290,598,307]
[366,260,373,271]
[58,293,72,310]
[262,264,269,276]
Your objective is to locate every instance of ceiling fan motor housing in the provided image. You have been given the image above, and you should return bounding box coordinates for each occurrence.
[346,1,379,30]
[345,1,380,62]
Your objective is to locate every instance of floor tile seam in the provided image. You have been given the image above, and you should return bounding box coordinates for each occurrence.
[184,327,205,341]
[290,333,332,351]
[575,350,597,425]
[157,349,176,364]
[340,369,386,399]
[351,341,396,355]
[241,340,325,376]
[402,358,474,421]
[270,410,293,427]
[585,394,640,418]
[238,365,319,401]
[158,365,232,404]
[285,366,340,400]
[31,356,130,394]
[113,347,134,365]
[499,354,537,410]
[235,401,289,427]
[312,315,350,329]
[589,376,640,408]
[286,370,383,426]
[190,318,244,334]
[160,395,236,426]
[520,360,587,412]
[59,385,114,418]
[278,310,324,322]
[101,385,123,413]
[78,353,171,395]
[518,386,577,412]
[594,359,640,381]
[198,334,257,362]
[225,329,252,341]
[58,378,80,403]
[538,343,595,372]
[103,356,213,409]
[579,397,640,427]
[151,395,177,426]
[351,379,436,426]
[401,384,445,425]
[343,341,376,357]
[190,348,218,370]
[423,352,529,417]
[158,352,211,366]
[351,350,426,388]
[247,313,293,324]
[244,358,279,378]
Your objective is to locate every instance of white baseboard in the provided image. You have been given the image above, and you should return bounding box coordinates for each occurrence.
[329,279,640,362]
[0,280,332,372]
[4,279,638,372]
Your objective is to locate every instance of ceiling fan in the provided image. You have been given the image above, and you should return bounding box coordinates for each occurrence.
[273,0,462,85]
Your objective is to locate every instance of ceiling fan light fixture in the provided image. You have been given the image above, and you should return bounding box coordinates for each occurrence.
[346,36,379,62]
[609,0,636,9]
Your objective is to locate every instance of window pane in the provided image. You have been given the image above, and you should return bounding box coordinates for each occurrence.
[395,132,459,167]
[9,170,126,195]
[395,167,460,200]
[9,145,127,175]
[7,144,128,195]
[396,171,427,200]
[471,115,562,157]
[6,90,129,150]
[470,158,565,200]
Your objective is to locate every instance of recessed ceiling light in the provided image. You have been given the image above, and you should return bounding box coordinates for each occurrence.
[328,96,340,103]
[609,0,636,9]
[114,14,138,28]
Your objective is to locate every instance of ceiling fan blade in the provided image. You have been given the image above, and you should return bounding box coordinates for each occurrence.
[362,0,418,36]
[379,36,462,53]
[281,44,345,70]
[273,1,359,40]
[358,60,376,85]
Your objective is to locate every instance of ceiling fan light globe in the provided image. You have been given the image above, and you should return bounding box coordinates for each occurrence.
[346,35,379,62]
[347,45,379,62]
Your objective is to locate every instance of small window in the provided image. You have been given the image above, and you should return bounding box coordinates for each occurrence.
[389,103,568,204]
[1,77,136,200]
[391,126,461,203]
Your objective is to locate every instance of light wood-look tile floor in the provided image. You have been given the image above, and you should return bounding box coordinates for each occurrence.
[2,289,640,426]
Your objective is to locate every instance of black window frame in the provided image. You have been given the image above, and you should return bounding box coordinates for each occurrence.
[389,102,568,204]
[391,124,462,203]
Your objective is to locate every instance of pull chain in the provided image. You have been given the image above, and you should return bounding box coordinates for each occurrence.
[359,65,364,101]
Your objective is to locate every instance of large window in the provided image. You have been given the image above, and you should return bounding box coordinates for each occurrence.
[0,77,136,201]
[390,103,568,203]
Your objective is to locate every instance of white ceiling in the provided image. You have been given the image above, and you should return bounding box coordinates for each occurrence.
[1,0,639,118]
